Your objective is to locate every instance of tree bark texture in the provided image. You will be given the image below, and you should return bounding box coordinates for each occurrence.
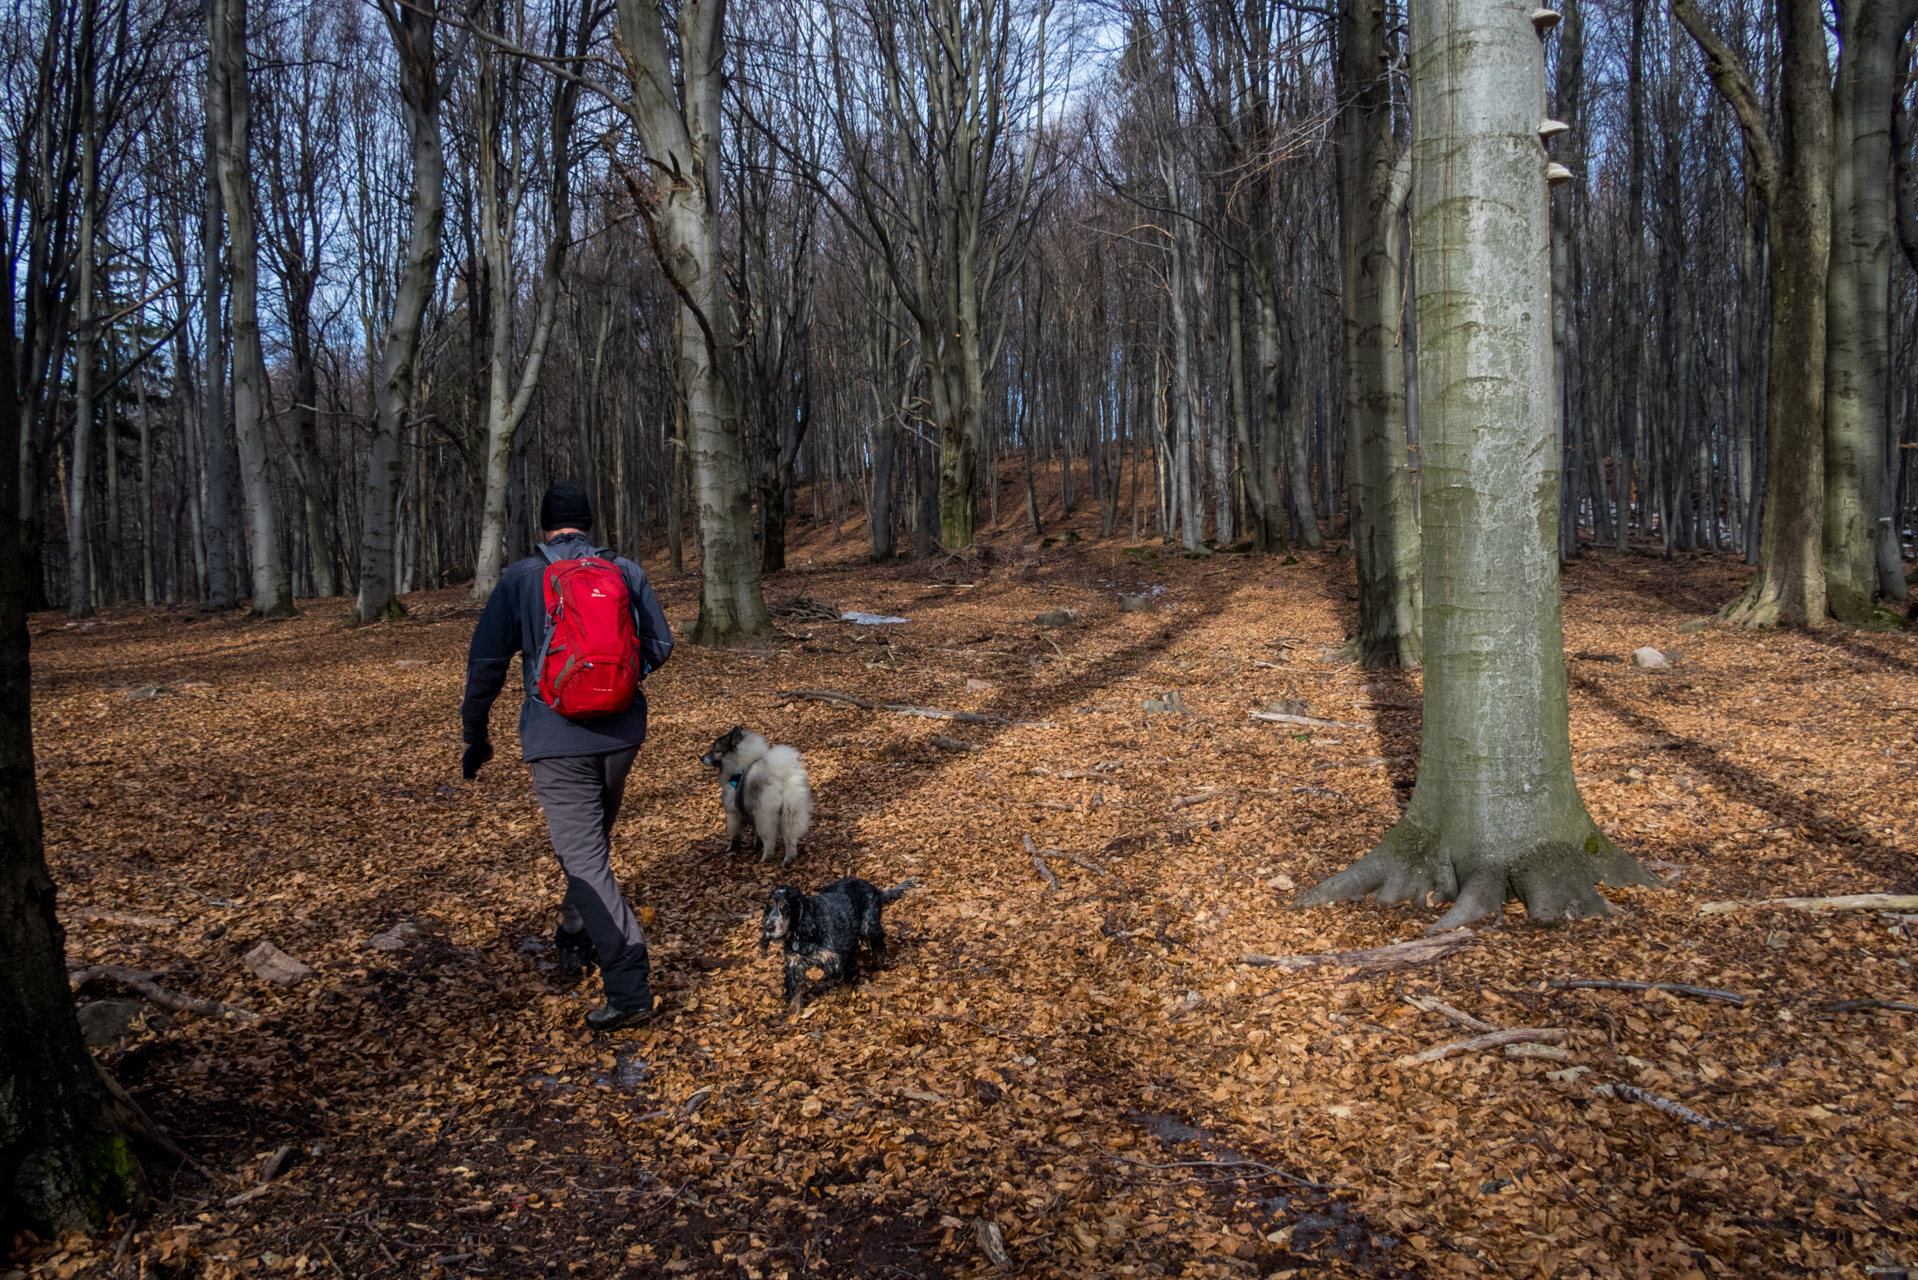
[472,18,578,598]
[210,0,293,617]
[198,89,237,612]
[1674,0,1831,626]
[613,0,772,645]
[0,202,145,1233]
[1822,0,1918,619]
[1301,0,1654,929]
[356,0,447,624]
[1336,0,1421,667]
[65,86,95,620]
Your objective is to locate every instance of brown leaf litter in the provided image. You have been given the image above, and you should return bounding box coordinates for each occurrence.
[15,535,1918,1279]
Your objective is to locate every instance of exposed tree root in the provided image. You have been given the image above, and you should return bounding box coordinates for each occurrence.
[1297,816,1660,933]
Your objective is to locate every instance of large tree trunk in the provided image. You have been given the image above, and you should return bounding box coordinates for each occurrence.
[1336,0,1421,667]
[1821,0,1918,620]
[472,25,577,598]
[613,0,772,645]
[65,99,95,621]
[356,0,447,624]
[0,194,145,1234]
[1674,0,1832,626]
[198,94,237,612]
[210,0,293,618]
[1300,0,1655,929]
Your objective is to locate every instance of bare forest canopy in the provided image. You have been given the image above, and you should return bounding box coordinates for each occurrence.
[4,0,1917,631]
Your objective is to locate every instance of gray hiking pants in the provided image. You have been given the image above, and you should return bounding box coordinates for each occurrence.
[527,746,650,1007]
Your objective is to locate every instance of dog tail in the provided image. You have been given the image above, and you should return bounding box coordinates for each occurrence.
[880,877,920,904]
[767,745,811,840]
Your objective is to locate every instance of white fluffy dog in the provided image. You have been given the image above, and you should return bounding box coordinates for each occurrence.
[698,726,813,866]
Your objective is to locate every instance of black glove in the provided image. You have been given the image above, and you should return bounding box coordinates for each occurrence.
[461,740,494,780]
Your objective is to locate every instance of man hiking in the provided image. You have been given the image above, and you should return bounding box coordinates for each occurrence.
[460,480,673,1031]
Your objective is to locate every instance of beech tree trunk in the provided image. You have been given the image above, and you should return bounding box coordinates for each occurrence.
[210,0,293,618]
[1,220,145,1233]
[198,89,237,612]
[612,0,772,645]
[356,0,447,624]
[65,87,95,620]
[1674,0,1831,627]
[1821,0,1918,620]
[1336,0,1421,667]
[1300,0,1655,929]
[472,16,578,598]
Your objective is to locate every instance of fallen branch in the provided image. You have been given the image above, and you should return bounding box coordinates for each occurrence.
[780,689,876,709]
[1547,979,1748,1007]
[1243,928,1476,974]
[780,689,1057,727]
[1401,993,1495,1032]
[1291,785,1350,801]
[1099,1150,1334,1191]
[1594,1082,1736,1131]
[1698,893,1918,915]
[65,906,180,930]
[70,965,259,1022]
[1024,835,1112,880]
[883,702,1056,727]
[1249,711,1364,728]
[1504,1042,1572,1061]
[1031,856,1060,890]
[1828,997,1918,1015]
[1395,1028,1568,1066]
[226,1144,296,1206]
[1169,790,1232,809]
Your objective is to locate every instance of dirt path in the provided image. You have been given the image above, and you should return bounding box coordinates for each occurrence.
[23,537,1918,1278]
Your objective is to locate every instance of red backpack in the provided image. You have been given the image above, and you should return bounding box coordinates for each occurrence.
[532,544,642,720]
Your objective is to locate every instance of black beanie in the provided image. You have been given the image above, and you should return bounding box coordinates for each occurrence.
[539,480,593,532]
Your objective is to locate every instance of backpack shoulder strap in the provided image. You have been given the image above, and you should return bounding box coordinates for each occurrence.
[536,542,564,565]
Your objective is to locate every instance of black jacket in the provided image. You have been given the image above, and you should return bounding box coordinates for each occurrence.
[460,533,674,762]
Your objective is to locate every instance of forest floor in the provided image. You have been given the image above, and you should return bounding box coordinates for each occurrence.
[13,525,1918,1280]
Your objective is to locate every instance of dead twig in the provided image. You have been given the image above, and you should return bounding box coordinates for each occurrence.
[1595,1081,1737,1131]
[226,1144,297,1206]
[69,964,259,1022]
[1828,997,1918,1015]
[1023,834,1113,880]
[1401,993,1496,1032]
[1548,978,1748,1006]
[1244,929,1476,974]
[1168,790,1233,809]
[1098,1150,1334,1191]
[1031,856,1061,890]
[65,906,180,930]
[780,688,1057,727]
[779,689,876,709]
[1395,1028,1569,1066]
[1250,710,1364,728]
[1698,893,1918,915]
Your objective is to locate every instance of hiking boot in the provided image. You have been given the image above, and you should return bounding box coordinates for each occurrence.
[585,997,658,1032]
[554,926,596,981]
